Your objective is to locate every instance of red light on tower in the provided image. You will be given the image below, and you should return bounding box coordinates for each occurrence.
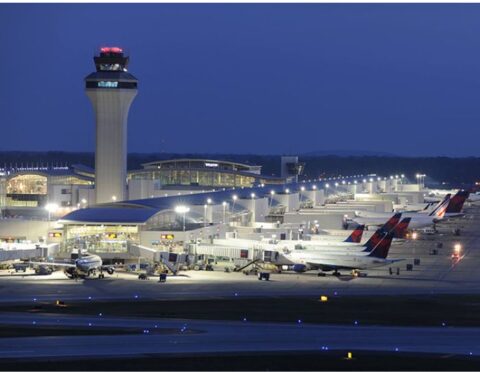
[100,46,123,54]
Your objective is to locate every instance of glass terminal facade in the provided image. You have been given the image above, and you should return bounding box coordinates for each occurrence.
[129,159,285,188]
[63,224,138,254]
[1,168,94,208]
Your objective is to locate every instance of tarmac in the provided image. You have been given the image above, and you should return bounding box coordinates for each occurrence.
[0,204,478,304]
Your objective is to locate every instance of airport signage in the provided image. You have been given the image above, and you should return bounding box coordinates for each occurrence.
[161,234,175,240]
[97,81,118,88]
[106,233,117,239]
[205,162,218,167]
[48,232,62,238]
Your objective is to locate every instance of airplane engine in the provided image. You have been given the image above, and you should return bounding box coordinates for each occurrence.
[292,264,308,273]
[106,267,115,275]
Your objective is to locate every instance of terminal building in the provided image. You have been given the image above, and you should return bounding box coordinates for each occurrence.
[0,164,94,215]
[127,158,288,199]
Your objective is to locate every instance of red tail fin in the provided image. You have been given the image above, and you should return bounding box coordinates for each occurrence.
[446,191,470,213]
[393,217,411,239]
[344,225,365,243]
[367,232,394,259]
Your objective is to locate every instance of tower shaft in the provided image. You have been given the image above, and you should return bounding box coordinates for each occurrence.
[87,89,137,203]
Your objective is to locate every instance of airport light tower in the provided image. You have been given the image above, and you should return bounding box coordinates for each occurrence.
[85,47,138,204]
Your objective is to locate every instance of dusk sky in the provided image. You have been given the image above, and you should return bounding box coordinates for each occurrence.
[1,4,480,157]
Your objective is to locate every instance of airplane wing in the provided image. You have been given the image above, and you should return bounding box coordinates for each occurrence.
[28,261,76,268]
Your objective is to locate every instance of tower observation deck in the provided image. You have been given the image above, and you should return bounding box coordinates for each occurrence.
[85,47,138,204]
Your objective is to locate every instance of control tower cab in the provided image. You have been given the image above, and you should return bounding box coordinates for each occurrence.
[85,47,138,204]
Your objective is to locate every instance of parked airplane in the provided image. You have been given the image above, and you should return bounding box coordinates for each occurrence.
[392,217,412,239]
[29,253,115,279]
[351,195,450,230]
[443,190,470,217]
[281,232,399,275]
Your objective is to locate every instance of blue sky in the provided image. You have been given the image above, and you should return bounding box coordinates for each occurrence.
[0,4,479,156]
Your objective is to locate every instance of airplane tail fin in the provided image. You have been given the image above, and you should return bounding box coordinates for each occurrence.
[367,232,394,259]
[344,225,365,243]
[362,213,401,252]
[428,194,451,218]
[445,190,470,213]
[381,213,402,232]
[393,217,411,239]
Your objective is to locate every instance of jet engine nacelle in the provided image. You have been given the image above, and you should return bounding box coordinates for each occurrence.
[106,267,115,275]
[292,264,308,273]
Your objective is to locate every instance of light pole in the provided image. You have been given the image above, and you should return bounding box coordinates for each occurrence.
[269,190,275,209]
[222,201,227,224]
[251,193,256,225]
[203,204,207,227]
[231,195,238,214]
[206,198,212,225]
[45,203,59,222]
[175,206,190,232]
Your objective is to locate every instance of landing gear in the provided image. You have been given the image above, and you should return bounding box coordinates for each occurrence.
[64,268,77,279]
[332,269,341,277]
[98,273,105,279]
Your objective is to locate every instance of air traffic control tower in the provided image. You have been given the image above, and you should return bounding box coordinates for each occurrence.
[85,47,138,204]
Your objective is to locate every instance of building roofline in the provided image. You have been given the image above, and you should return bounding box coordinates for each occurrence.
[140,158,262,170]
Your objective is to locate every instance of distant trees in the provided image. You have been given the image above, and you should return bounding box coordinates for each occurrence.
[0,152,477,185]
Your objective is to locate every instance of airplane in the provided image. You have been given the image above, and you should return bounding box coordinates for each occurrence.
[442,190,469,217]
[301,213,402,250]
[409,191,468,218]
[280,232,399,275]
[351,195,450,230]
[29,253,115,279]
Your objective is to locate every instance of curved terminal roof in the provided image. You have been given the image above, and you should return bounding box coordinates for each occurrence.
[140,158,261,173]
[60,206,158,225]
[60,176,363,225]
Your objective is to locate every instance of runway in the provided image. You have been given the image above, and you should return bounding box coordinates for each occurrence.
[0,312,478,359]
